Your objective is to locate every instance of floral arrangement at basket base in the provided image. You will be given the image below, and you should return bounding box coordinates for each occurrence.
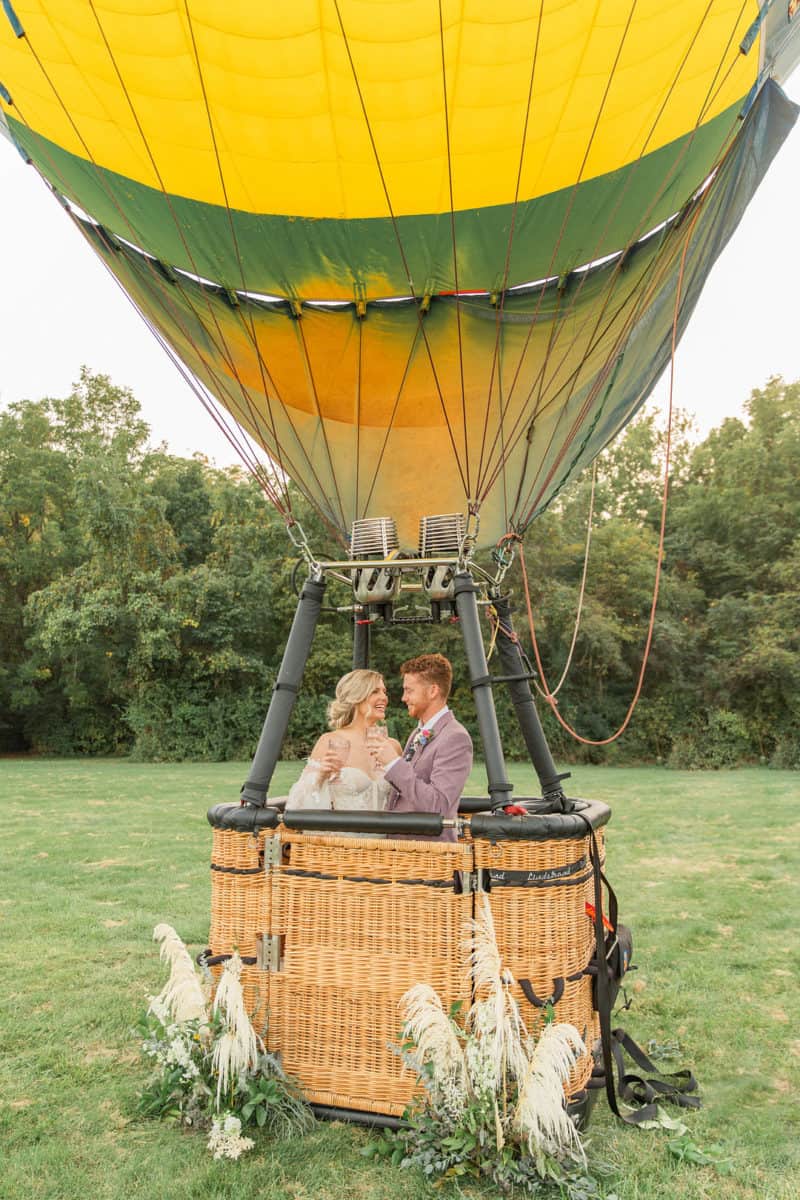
[365,897,606,1197]
[136,923,313,1159]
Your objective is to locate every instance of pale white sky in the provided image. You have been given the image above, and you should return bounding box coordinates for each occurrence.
[2,71,799,461]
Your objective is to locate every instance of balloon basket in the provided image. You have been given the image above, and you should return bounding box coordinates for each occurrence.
[205,804,608,1119]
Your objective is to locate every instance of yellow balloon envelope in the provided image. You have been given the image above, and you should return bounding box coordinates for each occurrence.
[1,1,798,546]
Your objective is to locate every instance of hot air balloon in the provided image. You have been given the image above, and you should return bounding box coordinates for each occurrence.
[3,2,798,1125]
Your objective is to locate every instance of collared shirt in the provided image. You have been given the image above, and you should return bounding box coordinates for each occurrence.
[384,706,450,772]
[419,705,449,732]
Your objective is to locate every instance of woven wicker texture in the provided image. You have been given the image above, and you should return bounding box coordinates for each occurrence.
[209,828,272,958]
[207,824,607,1113]
[268,833,473,1113]
[474,836,602,1093]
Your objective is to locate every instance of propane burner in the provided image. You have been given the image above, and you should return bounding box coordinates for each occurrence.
[418,513,466,559]
[349,518,401,605]
[349,517,399,560]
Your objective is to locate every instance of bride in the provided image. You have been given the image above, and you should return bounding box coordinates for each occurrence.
[286,669,403,815]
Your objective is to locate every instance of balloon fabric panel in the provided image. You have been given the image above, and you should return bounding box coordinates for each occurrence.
[2,3,798,548]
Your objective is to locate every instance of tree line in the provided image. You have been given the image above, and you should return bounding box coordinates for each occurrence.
[1,368,797,770]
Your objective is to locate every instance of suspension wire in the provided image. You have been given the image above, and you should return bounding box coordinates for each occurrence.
[73,206,294,507]
[535,459,596,697]
[510,239,684,527]
[512,109,735,533]
[84,223,295,509]
[502,0,743,512]
[289,314,349,531]
[476,0,546,512]
[354,312,363,519]
[516,207,699,746]
[94,0,302,517]
[486,83,742,530]
[179,0,295,514]
[18,24,299,515]
[331,0,469,499]
[8,72,292,508]
[360,320,424,517]
[437,0,470,494]
[64,3,335,528]
[477,0,726,496]
[471,0,640,500]
[476,0,743,504]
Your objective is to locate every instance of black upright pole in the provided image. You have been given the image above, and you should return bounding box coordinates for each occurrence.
[352,609,371,669]
[453,571,513,809]
[489,592,569,812]
[240,573,327,808]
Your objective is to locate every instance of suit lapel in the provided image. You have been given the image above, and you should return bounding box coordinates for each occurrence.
[410,712,454,763]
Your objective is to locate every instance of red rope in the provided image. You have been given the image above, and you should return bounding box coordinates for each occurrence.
[516,204,699,746]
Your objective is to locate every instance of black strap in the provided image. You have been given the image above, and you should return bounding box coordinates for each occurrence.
[607,1028,699,1114]
[578,815,700,1125]
[196,948,257,967]
[518,976,565,1008]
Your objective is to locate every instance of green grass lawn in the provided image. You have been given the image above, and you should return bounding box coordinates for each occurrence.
[0,759,797,1200]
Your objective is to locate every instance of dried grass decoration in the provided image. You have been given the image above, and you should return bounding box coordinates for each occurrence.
[138,924,313,1159]
[387,896,588,1192]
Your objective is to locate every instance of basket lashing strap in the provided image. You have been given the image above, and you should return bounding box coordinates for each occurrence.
[210,862,262,876]
[282,866,454,889]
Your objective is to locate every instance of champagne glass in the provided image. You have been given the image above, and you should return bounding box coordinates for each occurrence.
[366,723,388,770]
[326,734,350,777]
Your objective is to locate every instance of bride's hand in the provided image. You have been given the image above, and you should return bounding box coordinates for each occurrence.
[318,735,349,780]
[318,751,343,779]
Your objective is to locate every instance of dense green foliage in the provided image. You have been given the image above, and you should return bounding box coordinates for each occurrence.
[1,370,797,767]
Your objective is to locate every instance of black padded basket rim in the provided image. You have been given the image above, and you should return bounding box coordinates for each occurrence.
[206,797,611,841]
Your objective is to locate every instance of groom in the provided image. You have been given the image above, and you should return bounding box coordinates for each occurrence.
[373,653,473,842]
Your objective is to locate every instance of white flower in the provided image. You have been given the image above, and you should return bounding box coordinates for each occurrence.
[207,1113,255,1161]
[166,1037,191,1068]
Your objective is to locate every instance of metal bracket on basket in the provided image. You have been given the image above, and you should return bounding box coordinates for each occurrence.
[256,933,282,972]
[454,868,491,894]
[263,837,282,872]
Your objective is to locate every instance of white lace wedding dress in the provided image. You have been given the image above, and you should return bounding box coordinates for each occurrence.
[286,760,392,815]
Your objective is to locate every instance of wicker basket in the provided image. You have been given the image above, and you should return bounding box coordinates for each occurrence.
[207,823,603,1114]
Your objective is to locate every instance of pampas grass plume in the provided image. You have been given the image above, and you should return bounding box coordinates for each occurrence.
[400,983,468,1098]
[211,951,260,1107]
[151,923,207,1025]
[514,1022,586,1163]
[463,896,530,1086]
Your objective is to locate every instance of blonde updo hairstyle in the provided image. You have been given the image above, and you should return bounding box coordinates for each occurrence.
[327,669,385,730]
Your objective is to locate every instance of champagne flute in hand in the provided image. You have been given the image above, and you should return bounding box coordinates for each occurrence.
[325,734,350,779]
[367,724,388,768]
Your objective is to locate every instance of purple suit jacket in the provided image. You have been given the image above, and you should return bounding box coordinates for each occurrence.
[384,711,473,842]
